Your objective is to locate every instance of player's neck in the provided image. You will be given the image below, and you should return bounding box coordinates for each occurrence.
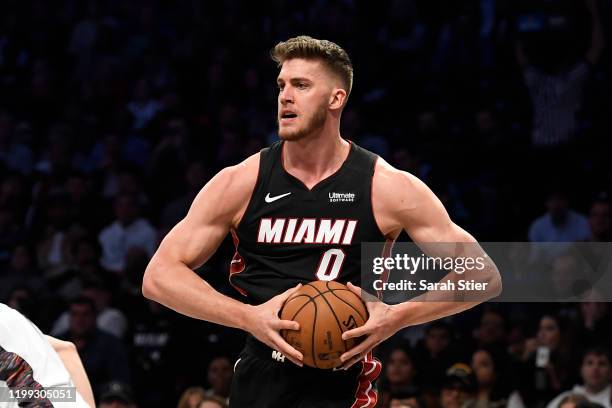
[282,131,350,189]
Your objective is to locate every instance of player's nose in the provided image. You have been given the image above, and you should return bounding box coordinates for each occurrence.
[279,86,294,104]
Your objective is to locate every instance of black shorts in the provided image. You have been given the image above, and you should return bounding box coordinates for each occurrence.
[229,336,381,408]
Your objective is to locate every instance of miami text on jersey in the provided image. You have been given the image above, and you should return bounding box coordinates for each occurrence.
[257,218,358,245]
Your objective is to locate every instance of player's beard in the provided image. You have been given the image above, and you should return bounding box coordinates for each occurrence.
[278,102,327,141]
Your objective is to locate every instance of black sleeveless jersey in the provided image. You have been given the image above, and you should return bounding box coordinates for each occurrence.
[229,140,386,305]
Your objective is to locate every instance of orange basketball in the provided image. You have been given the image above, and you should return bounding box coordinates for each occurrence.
[280,281,368,369]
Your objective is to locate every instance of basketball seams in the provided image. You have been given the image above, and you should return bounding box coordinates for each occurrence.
[311,298,318,369]
[283,294,316,321]
[305,283,350,358]
[325,283,367,323]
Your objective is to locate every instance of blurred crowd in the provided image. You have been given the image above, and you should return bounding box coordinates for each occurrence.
[1,0,611,407]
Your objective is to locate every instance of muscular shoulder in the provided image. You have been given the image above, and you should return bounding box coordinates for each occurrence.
[189,152,260,227]
[372,157,442,237]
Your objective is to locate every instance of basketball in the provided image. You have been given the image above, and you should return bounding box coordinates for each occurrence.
[280,281,368,369]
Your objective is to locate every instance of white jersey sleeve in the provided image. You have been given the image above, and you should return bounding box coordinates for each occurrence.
[0,303,90,407]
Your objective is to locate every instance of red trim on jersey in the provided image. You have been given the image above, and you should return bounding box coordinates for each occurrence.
[369,155,387,239]
[350,351,382,408]
[229,230,248,297]
[377,239,395,299]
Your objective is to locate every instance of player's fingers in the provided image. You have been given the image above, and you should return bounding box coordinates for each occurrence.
[346,281,362,297]
[341,339,380,370]
[274,319,300,331]
[341,322,371,341]
[341,353,365,370]
[347,282,378,303]
[340,339,370,364]
[273,283,303,307]
[269,331,303,367]
[340,336,378,366]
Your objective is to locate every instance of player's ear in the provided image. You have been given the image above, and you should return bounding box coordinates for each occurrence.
[329,87,347,110]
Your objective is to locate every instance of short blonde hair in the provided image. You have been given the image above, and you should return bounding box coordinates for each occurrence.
[271,35,353,96]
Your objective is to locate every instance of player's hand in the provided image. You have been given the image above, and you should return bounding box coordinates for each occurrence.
[339,282,402,369]
[246,284,304,367]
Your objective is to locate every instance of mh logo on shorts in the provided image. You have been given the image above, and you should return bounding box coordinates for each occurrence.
[271,350,286,363]
[329,192,355,203]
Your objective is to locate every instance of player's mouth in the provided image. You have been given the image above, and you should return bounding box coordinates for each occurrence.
[279,110,298,125]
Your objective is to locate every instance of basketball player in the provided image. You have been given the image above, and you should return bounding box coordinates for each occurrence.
[143,36,501,407]
[0,303,95,407]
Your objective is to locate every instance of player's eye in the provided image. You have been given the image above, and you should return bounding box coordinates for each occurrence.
[297,82,307,89]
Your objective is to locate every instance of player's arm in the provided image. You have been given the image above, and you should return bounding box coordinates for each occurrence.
[142,157,256,328]
[373,159,502,327]
[340,159,501,368]
[142,154,304,365]
[45,336,95,408]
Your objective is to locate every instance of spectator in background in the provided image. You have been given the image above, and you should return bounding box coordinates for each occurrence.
[127,79,160,131]
[36,192,85,275]
[116,168,150,210]
[518,314,577,407]
[198,395,228,408]
[507,320,530,363]
[57,296,131,393]
[51,281,127,338]
[98,381,138,408]
[516,0,605,147]
[378,343,425,408]
[5,285,35,319]
[0,111,33,174]
[98,193,156,273]
[439,363,476,408]
[576,302,611,350]
[0,244,41,301]
[468,347,513,408]
[529,190,590,243]
[547,347,611,408]
[586,195,611,242]
[0,205,25,265]
[529,189,590,265]
[70,236,103,276]
[547,251,592,301]
[177,387,206,408]
[474,309,507,350]
[205,356,232,403]
[558,394,605,408]
[89,133,125,199]
[415,321,457,396]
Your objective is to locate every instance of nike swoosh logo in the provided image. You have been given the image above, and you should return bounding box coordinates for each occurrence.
[265,192,292,203]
